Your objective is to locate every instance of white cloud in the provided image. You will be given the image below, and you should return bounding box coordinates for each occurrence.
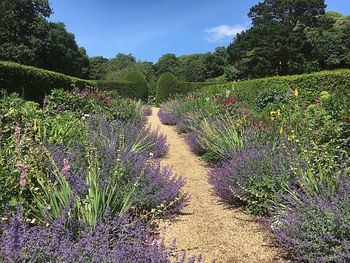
[204,24,246,42]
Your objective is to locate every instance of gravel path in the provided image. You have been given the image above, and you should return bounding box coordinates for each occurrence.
[148,107,288,263]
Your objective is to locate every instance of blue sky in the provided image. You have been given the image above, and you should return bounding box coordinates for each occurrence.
[49,0,350,62]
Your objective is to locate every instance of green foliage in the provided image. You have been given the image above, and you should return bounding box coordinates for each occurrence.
[0,61,151,102]
[155,54,180,76]
[225,0,350,79]
[123,71,149,101]
[156,72,178,103]
[205,69,350,116]
[0,61,93,102]
[198,116,244,163]
[0,0,90,78]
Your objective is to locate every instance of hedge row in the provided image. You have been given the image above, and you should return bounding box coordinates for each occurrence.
[0,61,148,102]
[95,71,148,101]
[155,72,222,102]
[0,61,94,102]
[203,69,350,106]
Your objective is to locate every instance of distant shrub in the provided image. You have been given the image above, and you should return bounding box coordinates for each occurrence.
[123,71,149,101]
[156,72,178,103]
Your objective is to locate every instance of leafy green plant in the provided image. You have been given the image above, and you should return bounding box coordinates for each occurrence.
[156,72,178,103]
[197,116,244,163]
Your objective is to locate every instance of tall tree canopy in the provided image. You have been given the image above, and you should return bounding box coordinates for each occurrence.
[0,0,90,78]
[227,0,328,79]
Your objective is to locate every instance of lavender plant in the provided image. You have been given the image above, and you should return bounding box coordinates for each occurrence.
[0,210,202,263]
[272,177,350,263]
[208,143,292,215]
[158,108,178,126]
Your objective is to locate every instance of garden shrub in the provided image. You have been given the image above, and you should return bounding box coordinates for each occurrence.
[272,177,350,263]
[0,210,201,263]
[204,69,350,114]
[208,143,292,215]
[156,72,178,103]
[123,71,149,101]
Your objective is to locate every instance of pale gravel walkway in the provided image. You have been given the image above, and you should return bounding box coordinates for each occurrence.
[148,107,289,263]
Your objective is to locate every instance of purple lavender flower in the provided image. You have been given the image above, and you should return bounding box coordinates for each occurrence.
[158,108,178,126]
[208,144,291,215]
[186,132,206,156]
[272,177,350,263]
[145,107,152,116]
[0,211,201,262]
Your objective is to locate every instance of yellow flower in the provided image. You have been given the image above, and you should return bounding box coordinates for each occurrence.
[288,135,296,141]
[280,127,283,135]
[294,89,299,97]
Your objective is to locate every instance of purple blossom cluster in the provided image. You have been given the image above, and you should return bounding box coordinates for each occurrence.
[185,132,206,156]
[158,108,178,126]
[145,106,153,116]
[47,115,183,214]
[208,144,291,215]
[272,177,350,263]
[0,210,201,263]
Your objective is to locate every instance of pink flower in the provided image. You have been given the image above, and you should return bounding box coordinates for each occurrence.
[61,159,71,176]
[14,126,21,146]
[236,108,250,118]
[16,162,28,190]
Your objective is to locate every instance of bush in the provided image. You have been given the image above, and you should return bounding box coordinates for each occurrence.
[156,72,178,103]
[0,61,93,102]
[273,178,350,263]
[123,71,149,101]
[0,210,200,263]
[208,143,292,215]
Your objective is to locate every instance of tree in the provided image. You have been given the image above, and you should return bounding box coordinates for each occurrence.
[178,54,207,82]
[155,54,180,76]
[89,56,109,79]
[227,0,327,79]
[204,47,228,79]
[0,0,90,78]
[304,12,350,70]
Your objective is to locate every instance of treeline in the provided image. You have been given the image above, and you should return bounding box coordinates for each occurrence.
[1,0,350,85]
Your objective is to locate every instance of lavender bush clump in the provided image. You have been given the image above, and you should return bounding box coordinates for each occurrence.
[0,210,201,263]
[272,177,350,263]
[45,115,181,217]
[126,155,188,216]
[145,106,153,116]
[158,108,178,125]
[186,132,206,156]
[208,144,292,215]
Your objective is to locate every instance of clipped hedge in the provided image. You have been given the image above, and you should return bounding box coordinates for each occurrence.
[156,72,178,103]
[156,72,221,102]
[203,69,350,105]
[123,71,148,101]
[0,61,93,102]
[0,61,150,102]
